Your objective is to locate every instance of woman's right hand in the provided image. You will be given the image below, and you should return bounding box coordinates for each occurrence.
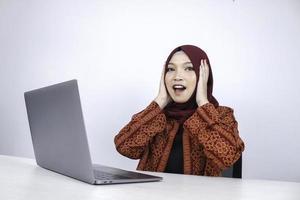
[154,66,172,109]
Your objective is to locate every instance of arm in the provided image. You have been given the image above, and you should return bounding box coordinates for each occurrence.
[183,102,245,171]
[114,101,166,159]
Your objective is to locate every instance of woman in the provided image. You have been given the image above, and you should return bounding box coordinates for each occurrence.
[114,45,245,176]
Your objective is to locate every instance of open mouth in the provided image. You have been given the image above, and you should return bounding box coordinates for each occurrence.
[172,84,186,94]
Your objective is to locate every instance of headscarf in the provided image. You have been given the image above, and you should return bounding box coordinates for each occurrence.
[163,45,219,124]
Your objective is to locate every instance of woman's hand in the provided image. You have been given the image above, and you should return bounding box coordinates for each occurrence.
[154,67,172,109]
[196,59,209,106]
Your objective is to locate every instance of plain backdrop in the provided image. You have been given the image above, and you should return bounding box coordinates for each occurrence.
[1,0,300,182]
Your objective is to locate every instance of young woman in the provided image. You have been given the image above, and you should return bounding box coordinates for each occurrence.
[114,45,245,176]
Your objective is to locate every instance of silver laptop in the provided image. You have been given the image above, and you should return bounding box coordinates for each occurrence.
[24,79,162,185]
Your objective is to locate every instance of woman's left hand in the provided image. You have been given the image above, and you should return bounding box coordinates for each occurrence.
[196,59,209,106]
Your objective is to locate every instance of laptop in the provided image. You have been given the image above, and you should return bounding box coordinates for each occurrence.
[24,79,163,185]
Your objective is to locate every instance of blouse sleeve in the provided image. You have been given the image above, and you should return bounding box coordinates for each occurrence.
[183,102,245,171]
[114,101,167,159]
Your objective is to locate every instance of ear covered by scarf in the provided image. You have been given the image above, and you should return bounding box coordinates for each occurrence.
[163,45,219,124]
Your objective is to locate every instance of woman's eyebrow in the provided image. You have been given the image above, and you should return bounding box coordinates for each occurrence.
[167,63,175,66]
[168,62,192,66]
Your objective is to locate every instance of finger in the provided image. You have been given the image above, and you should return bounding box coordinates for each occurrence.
[162,65,165,75]
[202,60,208,79]
[201,60,206,76]
[200,59,204,73]
[204,59,208,70]
[204,59,209,76]
[159,66,165,89]
[201,60,205,73]
[161,65,166,79]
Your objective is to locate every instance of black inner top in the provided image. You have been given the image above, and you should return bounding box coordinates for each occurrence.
[164,124,184,174]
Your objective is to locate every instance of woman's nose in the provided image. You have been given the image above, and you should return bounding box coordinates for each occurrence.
[174,77,183,81]
[174,71,183,80]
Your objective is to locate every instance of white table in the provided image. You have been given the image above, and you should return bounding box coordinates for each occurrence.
[0,155,299,200]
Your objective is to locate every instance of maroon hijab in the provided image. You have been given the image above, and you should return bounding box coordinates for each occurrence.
[163,45,219,124]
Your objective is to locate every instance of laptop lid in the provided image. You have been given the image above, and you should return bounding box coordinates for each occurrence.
[24,79,95,184]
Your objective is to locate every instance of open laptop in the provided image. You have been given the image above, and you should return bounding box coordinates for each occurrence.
[24,79,162,185]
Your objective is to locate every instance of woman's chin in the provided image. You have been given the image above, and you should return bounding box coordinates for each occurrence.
[168,90,193,103]
[171,96,190,103]
[168,89,194,104]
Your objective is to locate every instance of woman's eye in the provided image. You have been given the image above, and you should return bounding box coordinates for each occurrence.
[186,67,194,71]
[167,68,174,71]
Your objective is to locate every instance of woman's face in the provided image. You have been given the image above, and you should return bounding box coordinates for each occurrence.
[165,51,197,103]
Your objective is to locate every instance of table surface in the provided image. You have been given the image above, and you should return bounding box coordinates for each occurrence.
[1,155,299,200]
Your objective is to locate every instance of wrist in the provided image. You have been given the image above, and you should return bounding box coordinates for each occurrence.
[154,97,167,109]
[197,99,209,107]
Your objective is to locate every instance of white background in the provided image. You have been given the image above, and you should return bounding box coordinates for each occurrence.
[0,0,299,182]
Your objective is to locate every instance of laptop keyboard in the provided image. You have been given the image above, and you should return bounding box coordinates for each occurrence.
[93,170,130,180]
